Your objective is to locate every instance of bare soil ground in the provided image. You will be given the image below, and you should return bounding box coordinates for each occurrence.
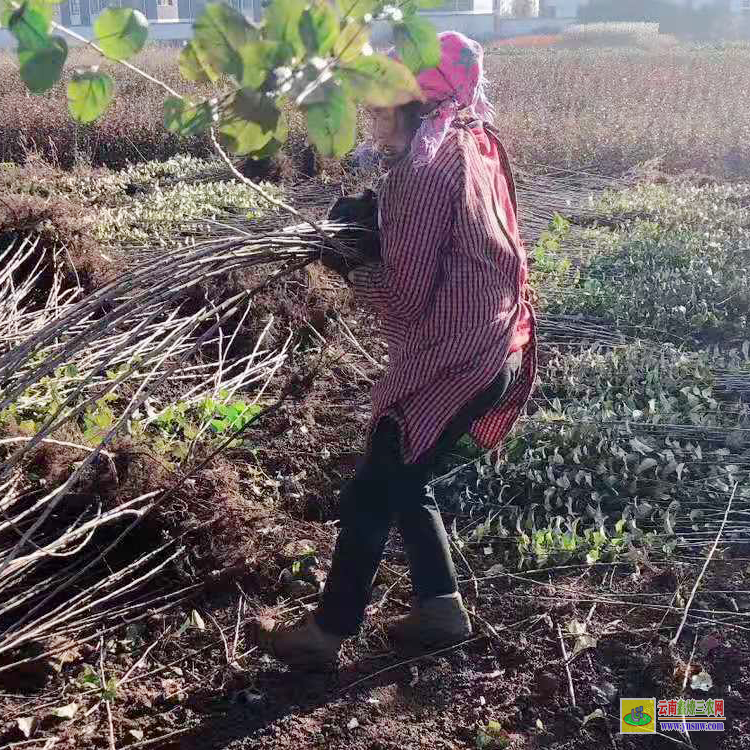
[2,143,749,750]
[2,305,748,748]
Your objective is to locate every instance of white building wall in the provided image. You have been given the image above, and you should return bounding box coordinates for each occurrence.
[371,11,497,42]
[492,0,541,15]
[667,0,741,7]
[548,0,580,17]
[553,0,749,17]
[622,0,747,9]
[538,0,580,18]
[0,19,194,48]
[2,0,749,49]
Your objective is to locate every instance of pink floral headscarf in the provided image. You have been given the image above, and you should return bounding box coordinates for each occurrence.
[406,31,495,166]
[353,31,494,169]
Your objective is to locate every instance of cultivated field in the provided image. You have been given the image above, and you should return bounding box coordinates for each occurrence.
[1,38,749,750]
[3,42,750,176]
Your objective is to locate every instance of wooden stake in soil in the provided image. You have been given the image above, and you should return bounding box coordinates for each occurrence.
[100,637,116,750]
[671,482,737,646]
[556,623,576,707]
[678,632,699,747]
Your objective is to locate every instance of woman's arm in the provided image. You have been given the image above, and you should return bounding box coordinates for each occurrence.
[349,163,455,321]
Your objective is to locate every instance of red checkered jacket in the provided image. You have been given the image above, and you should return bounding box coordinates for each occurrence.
[351,123,537,464]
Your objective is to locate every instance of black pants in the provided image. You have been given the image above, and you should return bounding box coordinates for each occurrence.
[317,352,521,637]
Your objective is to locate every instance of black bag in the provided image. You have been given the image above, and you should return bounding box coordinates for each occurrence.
[321,189,381,278]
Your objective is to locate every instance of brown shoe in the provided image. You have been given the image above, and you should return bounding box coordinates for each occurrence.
[387,592,472,652]
[249,613,344,670]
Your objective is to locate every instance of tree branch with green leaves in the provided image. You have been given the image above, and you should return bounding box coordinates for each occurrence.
[1,0,442,162]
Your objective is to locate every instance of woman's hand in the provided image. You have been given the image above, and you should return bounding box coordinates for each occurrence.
[319,248,354,279]
[327,190,381,263]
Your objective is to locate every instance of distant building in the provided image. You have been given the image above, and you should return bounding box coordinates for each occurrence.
[51,0,750,26]
[662,0,749,11]
[539,0,750,19]
[492,0,540,15]
[57,0,175,27]
[55,0,264,26]
[440,0,477,11]
[539,0,579,18]
[53,0,543,26]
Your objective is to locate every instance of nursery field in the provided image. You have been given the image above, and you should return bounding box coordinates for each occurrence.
[1,39,749,750]
[3,42,750,177]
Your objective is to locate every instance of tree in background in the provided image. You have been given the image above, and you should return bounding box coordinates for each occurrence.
[578,0,672,23]
[578,0,733,39]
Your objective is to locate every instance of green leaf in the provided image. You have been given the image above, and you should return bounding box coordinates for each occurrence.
[339,54,423,108]
[219,88,280,155]
[94,408,113,428]
[8,0,65,13]
[163,97,213,136]
[238,40,280,88]
[636,457,658,474]
[232,87,281,133]
[18,35,67,93]
[336,0,377,21]
[477,721,511,750]
[8,3,50,50]
[220,119,273,156]
[551,212,570,233]
[94,8,148,60]
[194,1,258,80]
[103,677,117,702]
[629,437,653,455]
[571,633,598,659]
[67,69,113,123]
[19,419,37,434]
[586,549,600,565]
[247,136,283,160]
[264,0,306,59]
[50,703,79,720]
[189,609,205,630]
[246,403,265,419]
[394,17,440,73]
[16,717,36,739]
[179,41,219,83]
[299,1,338,56]
[334,18,366,63]
[306,83,355,157]
[77,665,100,688]
[582,708,605,726]
[225,403,242,421]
